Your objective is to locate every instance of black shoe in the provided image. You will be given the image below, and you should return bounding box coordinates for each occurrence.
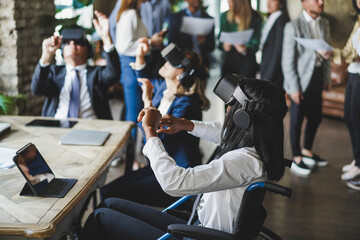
[302,154,327,167]
[291,160,312,176]
[346,176,360,190]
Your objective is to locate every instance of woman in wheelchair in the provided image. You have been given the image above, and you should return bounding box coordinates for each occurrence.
[100,42,210,207]
[80,74,288,240]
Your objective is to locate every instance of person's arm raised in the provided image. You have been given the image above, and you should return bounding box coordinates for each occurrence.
[93,10,113,48]
[137,107,162,141]
[40,35,62,65]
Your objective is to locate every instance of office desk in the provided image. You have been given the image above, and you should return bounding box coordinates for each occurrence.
[0,116,134,239]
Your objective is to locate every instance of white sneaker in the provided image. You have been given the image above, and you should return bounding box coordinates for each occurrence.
[290,160,312,176]
[342,160,355,172]
[341,165,360,181]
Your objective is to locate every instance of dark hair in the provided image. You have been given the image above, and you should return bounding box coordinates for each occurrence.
[176,50,210,110]
[353,0,360,14]
[216,80,288,181]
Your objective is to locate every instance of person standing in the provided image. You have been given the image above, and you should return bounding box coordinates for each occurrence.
[31,11,119,120]
[167,0,215,69]
[260,0,289,88]
[334,0,360,188]
[115,0,149,139]
[219,0,262,78]
[282,0,332,176]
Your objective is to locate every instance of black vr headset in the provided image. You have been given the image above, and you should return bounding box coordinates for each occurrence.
[61,28,92,58]
[160,43,196,88]
[213,74,265,130]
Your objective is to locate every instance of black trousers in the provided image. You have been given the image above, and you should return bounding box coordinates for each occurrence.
[290,67,323,157]
[100,166,179,208]
[80,198,186,240]
[344,73,360,167]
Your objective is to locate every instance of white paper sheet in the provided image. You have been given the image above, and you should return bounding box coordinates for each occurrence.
[219,29,254,45]
[0,146,17,169]
[180,16,214,35]
[294,37,333,51]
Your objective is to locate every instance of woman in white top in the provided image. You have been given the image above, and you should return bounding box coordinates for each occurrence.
[80,75,288,239]
[335,0,360,187]
[115,0,148,140]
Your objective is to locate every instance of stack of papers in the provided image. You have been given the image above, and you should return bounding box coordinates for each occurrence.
[219,29,254,45]
[0,146,17,169]
[294,37,333,51]
[180,17,214,35]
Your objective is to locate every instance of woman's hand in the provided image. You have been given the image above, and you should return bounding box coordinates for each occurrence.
[138,78,153,107]
[137,107,162,140]
[222,42,232,52]
[157,114,194,135]
[234,44,246,55]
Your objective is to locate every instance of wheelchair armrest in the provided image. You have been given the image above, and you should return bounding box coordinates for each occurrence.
[164,209,191,221]
[167,224,235,240]
[264,182,292,198]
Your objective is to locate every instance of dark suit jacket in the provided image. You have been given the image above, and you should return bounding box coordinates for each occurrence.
[168,9,215,68]
[136,69,202,168]
[31,49,120,119]
[260,13,289,88]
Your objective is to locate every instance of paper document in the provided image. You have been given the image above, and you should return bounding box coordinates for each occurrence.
[0,146,17,169]
[180,17,214,35]
[219,29,254,45]
[295,37,333,51]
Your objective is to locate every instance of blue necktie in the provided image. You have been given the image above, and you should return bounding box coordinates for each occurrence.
[67,69,80,118]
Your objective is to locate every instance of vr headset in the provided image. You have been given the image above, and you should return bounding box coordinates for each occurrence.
[213,74,264,130]
[61,28,92,58]
[161,43,196,88]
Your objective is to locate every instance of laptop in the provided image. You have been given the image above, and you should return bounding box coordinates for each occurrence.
[25,119,78,128]
[60,129,111,146]
[13,143,77,198]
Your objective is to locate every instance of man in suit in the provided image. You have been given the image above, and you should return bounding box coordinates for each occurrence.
[282,0,332,176]
[168,0,215,68]
[31,11,120,120]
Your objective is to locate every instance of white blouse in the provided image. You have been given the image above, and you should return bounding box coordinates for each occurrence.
[143,120,266,234]
[115,9,148,56]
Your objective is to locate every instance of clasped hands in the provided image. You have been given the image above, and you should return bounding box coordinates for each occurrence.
[137,107,194,140]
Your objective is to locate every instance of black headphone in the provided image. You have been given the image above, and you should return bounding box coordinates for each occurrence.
[214,74,264,130]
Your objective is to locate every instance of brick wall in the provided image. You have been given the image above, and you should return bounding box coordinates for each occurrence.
[0,0,54,115]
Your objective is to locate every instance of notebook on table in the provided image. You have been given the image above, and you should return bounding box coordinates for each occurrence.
[60,129,111,146]
[13,143,77,198]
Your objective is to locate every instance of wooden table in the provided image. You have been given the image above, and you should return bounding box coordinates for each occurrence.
[0,116,134,239]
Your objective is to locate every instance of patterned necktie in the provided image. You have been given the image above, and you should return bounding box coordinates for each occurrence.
[67,69,80,118]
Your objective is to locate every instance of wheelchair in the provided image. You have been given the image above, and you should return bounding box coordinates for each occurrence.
[157,180,292,240]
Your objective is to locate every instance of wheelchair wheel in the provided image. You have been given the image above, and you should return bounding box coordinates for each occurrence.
[258,226,282,240]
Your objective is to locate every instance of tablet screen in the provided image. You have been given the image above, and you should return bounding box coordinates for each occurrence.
[25,119,77,128]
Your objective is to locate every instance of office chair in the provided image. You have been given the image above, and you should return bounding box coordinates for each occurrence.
[158,181,292,240]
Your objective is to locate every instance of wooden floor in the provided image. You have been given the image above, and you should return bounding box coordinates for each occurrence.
[263,115,360,240]
[107,68,360,240]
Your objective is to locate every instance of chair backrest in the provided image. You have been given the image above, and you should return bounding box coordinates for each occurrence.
[233,186,267,239]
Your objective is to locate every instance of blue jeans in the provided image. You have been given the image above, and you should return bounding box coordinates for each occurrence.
[120,55,143,140]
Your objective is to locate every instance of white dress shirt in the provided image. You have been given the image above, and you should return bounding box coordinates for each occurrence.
[54,64,96,119]
[115,9,148,56]
[303,10,323,67]
[143,120,266,234]
[157,89,176,116]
